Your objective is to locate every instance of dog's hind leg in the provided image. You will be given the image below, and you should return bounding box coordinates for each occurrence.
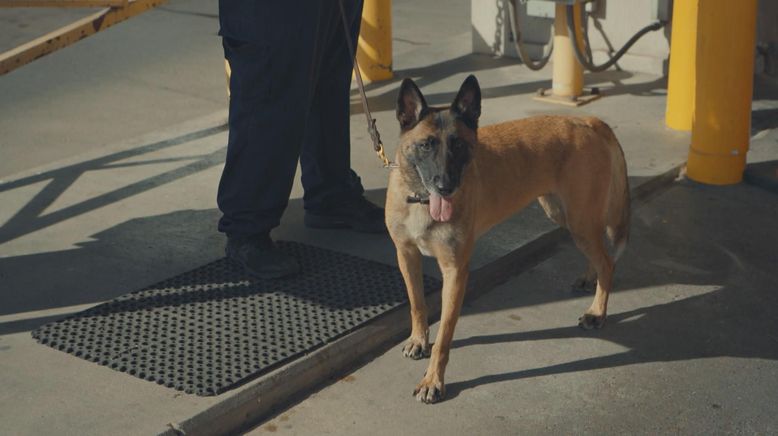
[571,263,597,294]
[396,243,430,360]
[540,195,598,293]
[538,194,566,228]
[567,222,614,330]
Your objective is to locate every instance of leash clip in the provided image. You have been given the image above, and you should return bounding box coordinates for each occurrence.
[339,0,397,170]
[368,118,398,168]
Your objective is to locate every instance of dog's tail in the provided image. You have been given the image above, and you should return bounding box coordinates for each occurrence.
[588,118,630,261]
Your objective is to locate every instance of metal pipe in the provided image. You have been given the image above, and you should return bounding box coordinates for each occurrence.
[565,4,664,73]
[506,0,553,71]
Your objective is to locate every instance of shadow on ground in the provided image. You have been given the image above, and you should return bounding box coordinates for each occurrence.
[445,181,778,399]
[0,169,666,334]
[0,189,392,332]
[0,155,678,334]
[0,124,228,245]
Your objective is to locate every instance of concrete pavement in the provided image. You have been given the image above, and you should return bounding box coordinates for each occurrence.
[1,0,777,434]
[248,180,778,435]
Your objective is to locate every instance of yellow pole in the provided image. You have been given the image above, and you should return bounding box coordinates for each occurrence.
[551,2,583,97]
[687,0,757,185]
[357,0,392,83]
[665,0,698,131]
[224,59,231,97]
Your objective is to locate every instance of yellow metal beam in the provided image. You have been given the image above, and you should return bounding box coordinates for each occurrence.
[0,0,127,7]
[687,0,758,185]
[0,0,165,76]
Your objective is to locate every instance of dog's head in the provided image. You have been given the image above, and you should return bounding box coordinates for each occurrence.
[395,75,481,221]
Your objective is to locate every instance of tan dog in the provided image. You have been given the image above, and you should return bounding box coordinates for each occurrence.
[385,75,630,403]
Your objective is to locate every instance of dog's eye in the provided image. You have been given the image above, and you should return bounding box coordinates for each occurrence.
[417,141,432,151]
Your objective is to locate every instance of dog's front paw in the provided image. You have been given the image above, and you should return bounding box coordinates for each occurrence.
[578,313,606,330]
[402,337,431,360]
[413,375,445,404]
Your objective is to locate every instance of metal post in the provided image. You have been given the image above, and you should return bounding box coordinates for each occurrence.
[552,2,583,97]
[665,0,698,131]
[687,0,758,185]
[534,1,599,107]
[224,59,231,97]
[357,0,392,83]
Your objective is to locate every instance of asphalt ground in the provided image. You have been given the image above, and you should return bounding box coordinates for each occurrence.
[1,0,777,434]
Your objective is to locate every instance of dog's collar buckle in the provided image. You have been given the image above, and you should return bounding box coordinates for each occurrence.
[406,193,430,205]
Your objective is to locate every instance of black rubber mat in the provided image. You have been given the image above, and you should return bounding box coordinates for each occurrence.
[32,241,440,396]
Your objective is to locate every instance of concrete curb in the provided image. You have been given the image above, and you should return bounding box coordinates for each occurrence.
[159,163,685,436]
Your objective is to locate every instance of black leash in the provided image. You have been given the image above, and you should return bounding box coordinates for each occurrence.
[338,0,397,169]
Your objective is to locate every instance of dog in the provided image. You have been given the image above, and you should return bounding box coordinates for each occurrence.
[385,75,630,403]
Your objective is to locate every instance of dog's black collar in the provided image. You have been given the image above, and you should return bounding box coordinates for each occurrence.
[406,193,429,204]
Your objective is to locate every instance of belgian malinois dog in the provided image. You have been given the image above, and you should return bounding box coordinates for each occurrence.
[385,75,630,403]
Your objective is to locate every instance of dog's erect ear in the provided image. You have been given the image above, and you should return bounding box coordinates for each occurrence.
[451,74,481,130]
[396,78,428,130]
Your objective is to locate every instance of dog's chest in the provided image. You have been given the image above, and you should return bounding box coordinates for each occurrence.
[403,205,437,256]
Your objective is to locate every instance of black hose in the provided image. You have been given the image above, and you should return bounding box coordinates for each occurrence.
[566,5,664,73]
[507,0,553,71]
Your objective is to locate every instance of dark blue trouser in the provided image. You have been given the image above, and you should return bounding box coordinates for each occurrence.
[217,1,365,238]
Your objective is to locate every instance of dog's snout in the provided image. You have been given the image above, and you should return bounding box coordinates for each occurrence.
[437,187,454,196]
[434,177,454,196]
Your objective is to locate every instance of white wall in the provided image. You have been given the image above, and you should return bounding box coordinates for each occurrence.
[473,0,778,77]
[472,0,671,75]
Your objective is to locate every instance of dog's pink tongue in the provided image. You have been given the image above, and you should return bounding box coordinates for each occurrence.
[428,192,453,222]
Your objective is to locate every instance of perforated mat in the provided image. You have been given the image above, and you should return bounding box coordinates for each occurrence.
[32,241,440,396]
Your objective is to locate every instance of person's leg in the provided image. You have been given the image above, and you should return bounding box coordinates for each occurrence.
[300,1,362,210]
[299,0,385,233]
[217,3,326,276]
[218,42,303,237]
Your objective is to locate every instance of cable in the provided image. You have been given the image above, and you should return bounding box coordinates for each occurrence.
[506,0,553,71]
[566,4,664,72]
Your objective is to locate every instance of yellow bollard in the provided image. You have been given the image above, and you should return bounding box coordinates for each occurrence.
[224,58,231,97]
[687,0,757,185]
[534,1,599,106]
[551,2,583,97]
[665,0,698,131]
[357,0,392,83]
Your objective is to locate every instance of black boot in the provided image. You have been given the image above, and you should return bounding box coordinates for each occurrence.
[225,234,299,279]
[304,196,386,233]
